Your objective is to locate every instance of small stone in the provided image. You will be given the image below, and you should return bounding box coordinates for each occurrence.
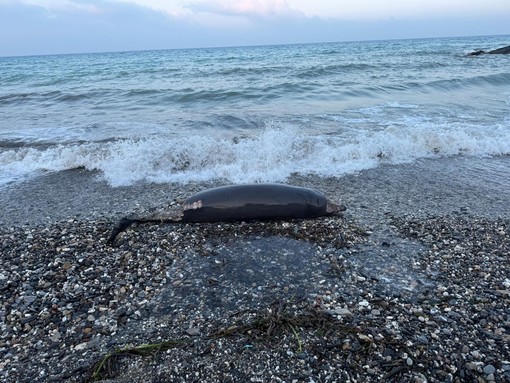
[413,374,428,383]
[296,352,308,360]
[49,330,61,342]
[22,295,37,305]
[416,335,429,345]
[483,365,496,375]
[406,358,413,366]
[186,327,200,336]
[74,342,88,351]
[465,362,481,371]
[332,308,353,317]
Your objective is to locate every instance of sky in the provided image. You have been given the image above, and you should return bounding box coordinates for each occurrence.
[0,0,509,56]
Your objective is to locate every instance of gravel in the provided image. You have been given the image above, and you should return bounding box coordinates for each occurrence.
[1,156,509,382]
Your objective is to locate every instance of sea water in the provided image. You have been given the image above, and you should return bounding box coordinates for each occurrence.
[1,35,509,188]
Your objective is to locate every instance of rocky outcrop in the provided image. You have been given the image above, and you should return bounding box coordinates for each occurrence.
[487,45,510,54]
[468,45,510,56]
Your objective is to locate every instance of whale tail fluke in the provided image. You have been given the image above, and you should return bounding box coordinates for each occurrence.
[107,214,140,245]
[107,210,183,245]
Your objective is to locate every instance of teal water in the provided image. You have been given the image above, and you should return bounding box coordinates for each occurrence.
[0,35,509,186]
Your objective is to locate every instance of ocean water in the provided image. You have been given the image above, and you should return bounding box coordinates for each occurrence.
[1,35,509,188]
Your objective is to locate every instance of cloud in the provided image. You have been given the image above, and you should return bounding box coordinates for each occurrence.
[287,0,510,19]
[1,0,509,56]
[87,0,301,20]
[110,0,190,17]
[15,0,103,15]
[188,0,302,19]
[0,0,199,55]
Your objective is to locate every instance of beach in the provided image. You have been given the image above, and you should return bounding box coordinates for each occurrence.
[1,35,510,382]
[1,156,509,382]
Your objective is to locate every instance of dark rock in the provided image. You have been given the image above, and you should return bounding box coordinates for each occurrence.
[468,45,510,56]
[468,50,486,56]
[488,45,510,54]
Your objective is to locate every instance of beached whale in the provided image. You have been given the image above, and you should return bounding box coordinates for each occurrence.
[107,184,345,244]
[467,45,510,56]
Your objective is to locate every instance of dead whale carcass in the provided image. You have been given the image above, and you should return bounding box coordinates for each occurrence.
[107,183,345,244]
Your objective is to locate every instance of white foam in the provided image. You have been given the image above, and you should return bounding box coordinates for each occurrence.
[1,120,509,188]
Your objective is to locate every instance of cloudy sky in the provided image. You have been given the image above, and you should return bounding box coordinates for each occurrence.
[1,0,509,56]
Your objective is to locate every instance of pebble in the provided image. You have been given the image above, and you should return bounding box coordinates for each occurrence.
[331,307,353,317]
[483,365,496,375]
[1,207,508,383]
[466,362,481,371]
[74,342,88,351]
[186,327,200,336]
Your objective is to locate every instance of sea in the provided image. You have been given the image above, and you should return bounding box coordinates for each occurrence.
[1,35,509,189]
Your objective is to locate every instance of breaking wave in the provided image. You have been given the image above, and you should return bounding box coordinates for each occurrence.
[1,122,509,188]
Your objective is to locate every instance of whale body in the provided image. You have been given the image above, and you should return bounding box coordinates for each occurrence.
[107,184,344,244]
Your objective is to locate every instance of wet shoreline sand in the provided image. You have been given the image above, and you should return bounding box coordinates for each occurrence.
[1,156,509,382]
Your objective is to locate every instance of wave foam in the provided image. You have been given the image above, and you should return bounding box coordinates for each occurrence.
[1,123,509,187]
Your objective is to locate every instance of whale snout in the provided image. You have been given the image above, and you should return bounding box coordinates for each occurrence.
[326,200,346,214]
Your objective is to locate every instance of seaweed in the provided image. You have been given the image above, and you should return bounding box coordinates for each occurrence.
[85,299,359,382]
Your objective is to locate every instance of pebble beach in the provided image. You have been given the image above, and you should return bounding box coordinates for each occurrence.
[1,156,509,383]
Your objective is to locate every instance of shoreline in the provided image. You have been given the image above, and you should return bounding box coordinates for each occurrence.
[1,156,509,382]
[1,155,509,228]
